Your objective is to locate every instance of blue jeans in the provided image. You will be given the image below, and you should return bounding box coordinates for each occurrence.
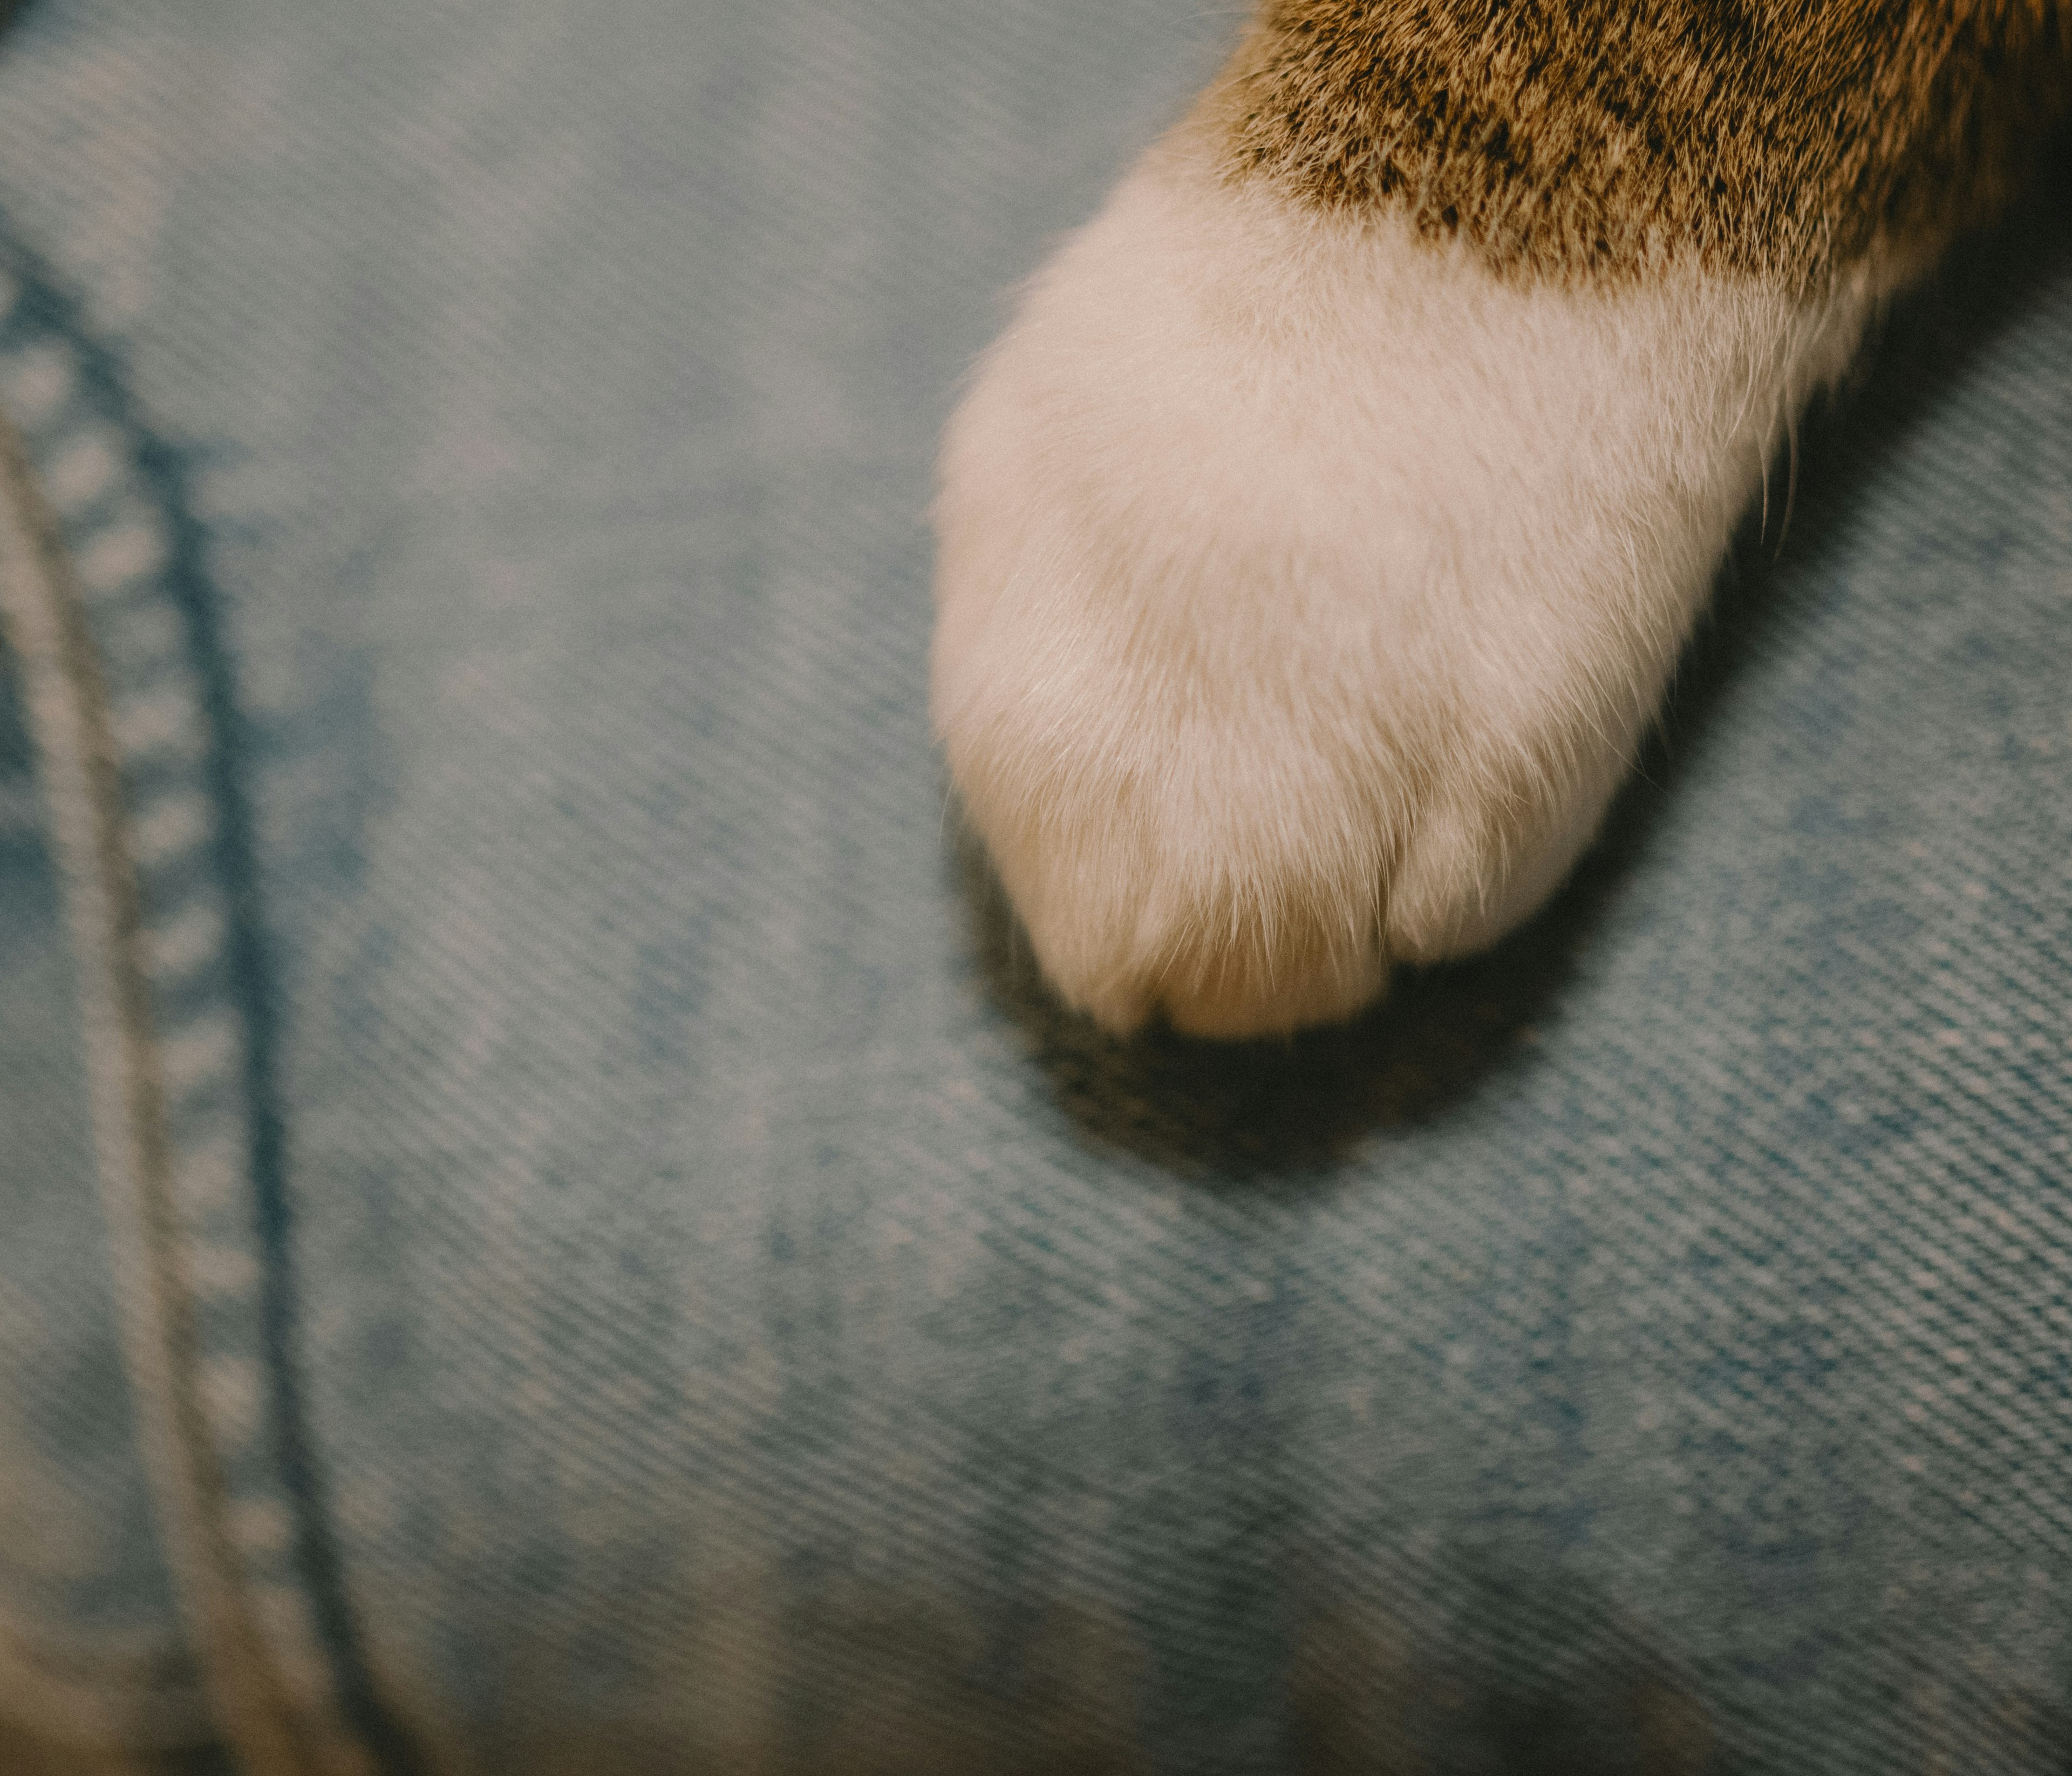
[0,3,2068,1770]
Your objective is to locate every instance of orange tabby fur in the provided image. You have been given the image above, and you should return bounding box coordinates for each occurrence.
[1210,0,2072,285]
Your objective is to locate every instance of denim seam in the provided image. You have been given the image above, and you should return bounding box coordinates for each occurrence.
[0,229,407,1776]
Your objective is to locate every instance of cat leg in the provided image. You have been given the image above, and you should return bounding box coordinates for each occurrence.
[934,4,2065,1038]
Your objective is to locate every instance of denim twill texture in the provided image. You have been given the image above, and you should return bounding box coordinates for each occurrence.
[0,2,2067,1772]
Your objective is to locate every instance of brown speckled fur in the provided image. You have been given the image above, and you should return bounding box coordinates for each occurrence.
[1206,0,2072,286]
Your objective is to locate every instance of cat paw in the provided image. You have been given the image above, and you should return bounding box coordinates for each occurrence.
[933,135,1880,1038]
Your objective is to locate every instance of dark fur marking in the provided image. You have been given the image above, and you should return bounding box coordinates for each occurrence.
[1207,0,2072,284]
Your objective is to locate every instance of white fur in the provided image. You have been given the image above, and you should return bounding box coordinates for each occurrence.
[933,133,1888,1038]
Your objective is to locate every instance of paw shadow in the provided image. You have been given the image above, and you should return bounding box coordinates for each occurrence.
[954,125,2072,1185]
[959,827,1594,1185]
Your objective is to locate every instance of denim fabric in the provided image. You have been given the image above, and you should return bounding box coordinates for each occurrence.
[0,2,2067,1772]
[0,238,240,1768]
